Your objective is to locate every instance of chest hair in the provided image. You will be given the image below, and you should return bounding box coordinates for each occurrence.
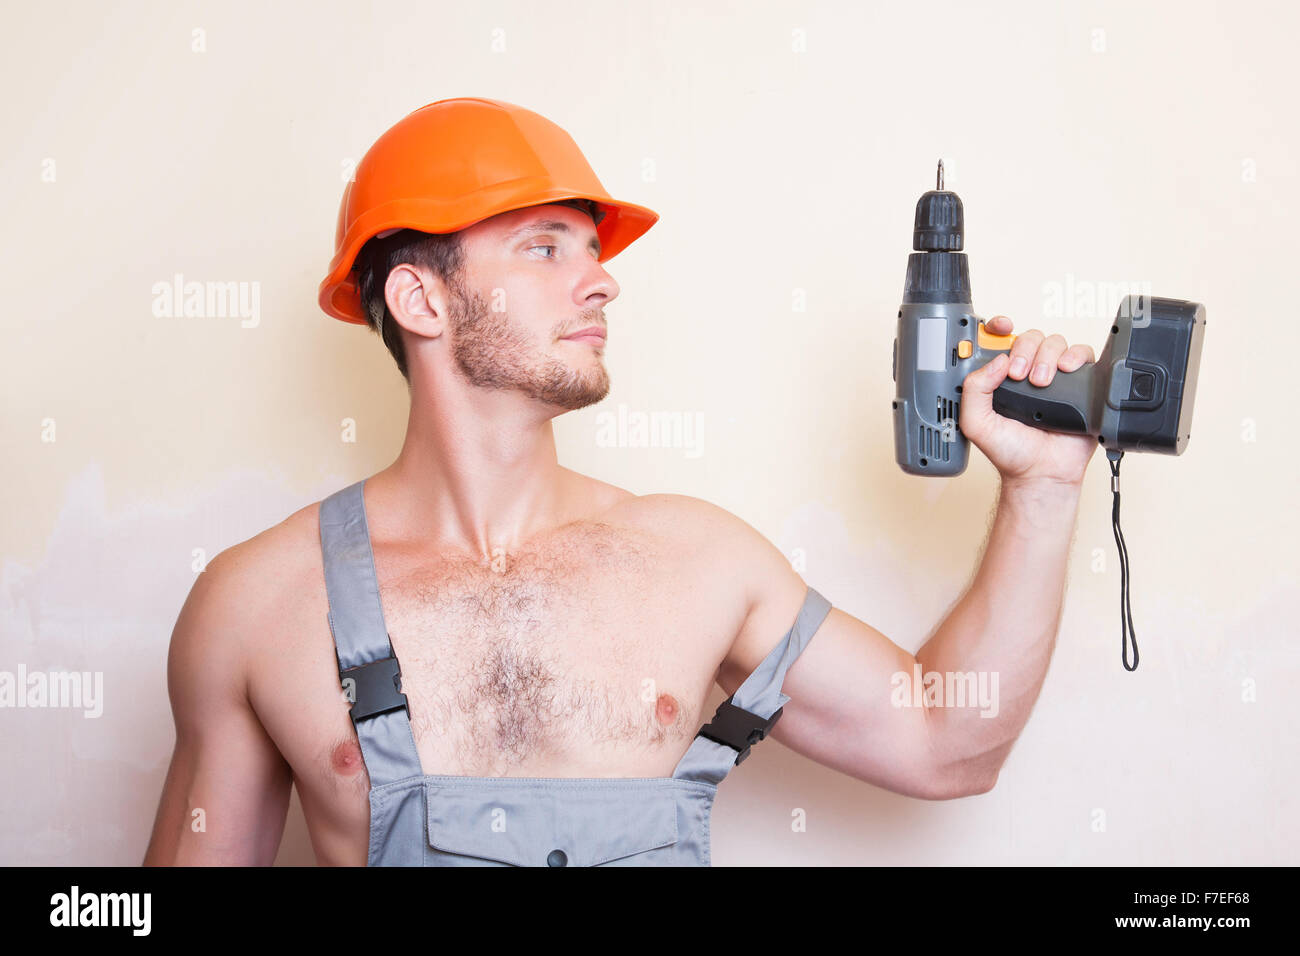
[377,520,690,770]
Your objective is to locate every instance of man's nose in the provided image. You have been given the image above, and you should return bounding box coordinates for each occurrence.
[581,258,620,305]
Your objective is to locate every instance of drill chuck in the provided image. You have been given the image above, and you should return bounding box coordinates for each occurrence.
[904,160,971,303]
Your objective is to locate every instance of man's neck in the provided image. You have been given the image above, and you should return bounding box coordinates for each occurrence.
[365,388,579,563]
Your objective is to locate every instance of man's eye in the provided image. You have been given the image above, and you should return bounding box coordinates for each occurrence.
[531,245,557,259]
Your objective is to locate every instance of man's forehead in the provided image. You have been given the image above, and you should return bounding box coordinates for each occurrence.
[493,201,596,230]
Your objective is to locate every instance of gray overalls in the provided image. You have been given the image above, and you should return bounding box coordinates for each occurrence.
[319,479,832,866]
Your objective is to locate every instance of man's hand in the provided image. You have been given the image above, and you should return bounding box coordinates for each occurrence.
[958,314,1098,487]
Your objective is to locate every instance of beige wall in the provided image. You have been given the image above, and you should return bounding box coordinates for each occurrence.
[1,0,1294,865]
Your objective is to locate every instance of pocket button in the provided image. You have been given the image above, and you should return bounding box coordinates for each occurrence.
[547,848,568,867]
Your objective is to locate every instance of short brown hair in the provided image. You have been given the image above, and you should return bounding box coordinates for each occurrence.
[354,229,465,383]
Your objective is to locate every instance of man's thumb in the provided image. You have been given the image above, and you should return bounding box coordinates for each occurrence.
[971,352,1011,393]
[960,353,1010,433]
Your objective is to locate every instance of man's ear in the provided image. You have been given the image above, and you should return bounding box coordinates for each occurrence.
[384,264,448,339]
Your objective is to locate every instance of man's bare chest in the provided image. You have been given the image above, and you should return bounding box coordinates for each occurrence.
[336,519,735,778]
[244,498,749,862]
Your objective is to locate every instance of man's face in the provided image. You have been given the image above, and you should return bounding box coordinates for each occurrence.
[445,203,620,411]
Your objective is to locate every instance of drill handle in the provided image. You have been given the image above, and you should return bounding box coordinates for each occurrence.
[978,340,1099,436]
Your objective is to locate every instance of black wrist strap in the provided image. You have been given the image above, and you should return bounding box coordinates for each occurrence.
[1107,449,1139,671]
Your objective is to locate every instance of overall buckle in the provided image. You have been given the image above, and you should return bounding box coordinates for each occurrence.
[697,694,783,765]
[339,653,408,722]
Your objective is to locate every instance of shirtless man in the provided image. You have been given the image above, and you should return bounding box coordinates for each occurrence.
[143,100,1097,866]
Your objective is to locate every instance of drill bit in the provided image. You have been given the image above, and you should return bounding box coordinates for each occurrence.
[937,159,944,191]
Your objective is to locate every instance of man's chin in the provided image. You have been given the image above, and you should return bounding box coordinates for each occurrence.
[547,380,610,411]
[506,356,604,410]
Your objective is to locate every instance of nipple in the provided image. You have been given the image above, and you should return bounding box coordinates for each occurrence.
[331,739,365,775]
[655,692,679,726]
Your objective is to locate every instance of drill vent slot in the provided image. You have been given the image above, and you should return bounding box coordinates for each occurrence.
[918,395,960,464]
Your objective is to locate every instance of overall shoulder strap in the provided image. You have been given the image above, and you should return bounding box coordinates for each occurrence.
[319,479,423,785]
[672,585,833,786]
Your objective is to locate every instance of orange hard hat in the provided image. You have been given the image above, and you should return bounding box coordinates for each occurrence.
[319,97,660,324]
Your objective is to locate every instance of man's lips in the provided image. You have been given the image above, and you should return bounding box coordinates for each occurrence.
[562,326,606,345]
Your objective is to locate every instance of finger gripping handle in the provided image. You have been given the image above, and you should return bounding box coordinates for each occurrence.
[990,362,1097,435]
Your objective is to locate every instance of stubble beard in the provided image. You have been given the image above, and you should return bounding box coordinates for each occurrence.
[448,283,610,411]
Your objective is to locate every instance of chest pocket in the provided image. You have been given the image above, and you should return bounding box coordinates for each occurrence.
[425,781,680,867]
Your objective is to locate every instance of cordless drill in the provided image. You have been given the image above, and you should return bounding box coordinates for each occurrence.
[891,161,1206,476]
[890,162,1207,670]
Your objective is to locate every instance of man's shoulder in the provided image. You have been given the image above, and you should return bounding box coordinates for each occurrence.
[562,469,745,532]
[602,489,792,583]
[193,496,325,627]
[601,486,739,535]
[218,497,321,573]
[167,495,327,717]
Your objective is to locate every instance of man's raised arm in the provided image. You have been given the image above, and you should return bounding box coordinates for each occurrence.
[717,315,1097,799]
